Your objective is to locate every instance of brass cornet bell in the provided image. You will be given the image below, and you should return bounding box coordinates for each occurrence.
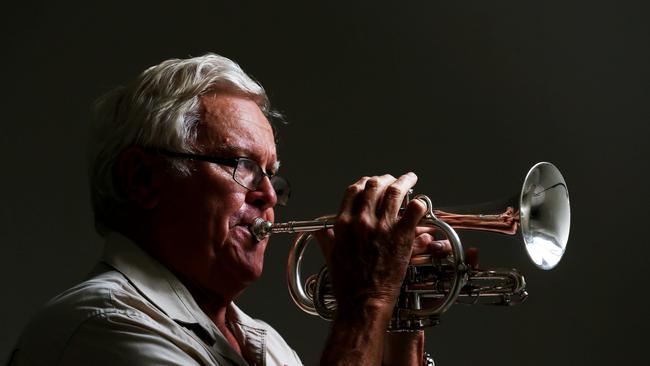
[250,162,570,330]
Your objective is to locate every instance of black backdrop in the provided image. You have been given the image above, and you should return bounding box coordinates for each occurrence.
[2,1,648,365]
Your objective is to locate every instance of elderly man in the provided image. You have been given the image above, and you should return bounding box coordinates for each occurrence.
[10,54,440,365]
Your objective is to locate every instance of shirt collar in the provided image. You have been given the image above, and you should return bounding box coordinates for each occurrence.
[228,303,266,331]
[101,232,220,344]
[227,303,268,365]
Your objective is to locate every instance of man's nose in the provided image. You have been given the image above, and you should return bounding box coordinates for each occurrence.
[246,176,278,209]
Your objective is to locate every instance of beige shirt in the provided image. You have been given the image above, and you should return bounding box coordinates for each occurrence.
[9,233,303,366]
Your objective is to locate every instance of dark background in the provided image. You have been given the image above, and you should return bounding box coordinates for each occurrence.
[2,1,648,365]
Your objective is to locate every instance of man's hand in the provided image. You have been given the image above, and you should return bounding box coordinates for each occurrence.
[315,171,479,365]
[319,173,427,312]
[318,173,430,365]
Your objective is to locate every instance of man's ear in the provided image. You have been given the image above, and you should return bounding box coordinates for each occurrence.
[114,147,160,210]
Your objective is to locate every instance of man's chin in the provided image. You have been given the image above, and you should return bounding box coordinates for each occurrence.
[240,262,264,284]
[202,262,265,302]
[241,236,268,280]
[230,251,266,286]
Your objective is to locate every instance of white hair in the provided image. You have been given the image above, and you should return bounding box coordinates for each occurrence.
[89,53,277,235]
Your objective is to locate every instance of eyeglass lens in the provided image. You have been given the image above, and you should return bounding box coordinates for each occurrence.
[234,159,290,206]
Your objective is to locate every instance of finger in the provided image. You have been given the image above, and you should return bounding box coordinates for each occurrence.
[412,233,434,255]
[380,172,418,220]
[415,225,440,236]
[465,247,479,270]
[393,197,428,241]
[339,176,370,215]
[393,200,427,251]
[412,235,452,257]
[428,240,452,257]
[358,174,396,217]
[432,239,452,256]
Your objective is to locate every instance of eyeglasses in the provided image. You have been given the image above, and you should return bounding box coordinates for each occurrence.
[154,149,291,206]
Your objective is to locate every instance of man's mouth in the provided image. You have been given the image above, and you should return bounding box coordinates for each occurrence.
[231,212,270,243]
[234,221,267,245]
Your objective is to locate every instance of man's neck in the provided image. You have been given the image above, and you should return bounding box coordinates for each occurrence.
[116,225,242,326]
[184,282,245,356]
[115,226,247,355]
[188,286,230,326]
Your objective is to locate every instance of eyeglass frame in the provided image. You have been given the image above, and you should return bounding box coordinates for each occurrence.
[150,148,290,206]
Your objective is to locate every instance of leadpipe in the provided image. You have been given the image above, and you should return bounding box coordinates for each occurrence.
[250,207,520,242]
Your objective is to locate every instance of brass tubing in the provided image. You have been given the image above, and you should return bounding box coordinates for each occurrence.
[254,206,520,239]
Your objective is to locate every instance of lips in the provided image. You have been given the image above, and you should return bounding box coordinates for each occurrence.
[228,209,271,244]
[232,215,269,244]
[236,218,260,232]
[237,210,269,227]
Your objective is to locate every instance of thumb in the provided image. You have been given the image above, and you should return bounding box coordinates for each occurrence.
[394,198,428,239]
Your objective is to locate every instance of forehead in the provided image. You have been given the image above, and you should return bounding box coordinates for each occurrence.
[197,93,276,161]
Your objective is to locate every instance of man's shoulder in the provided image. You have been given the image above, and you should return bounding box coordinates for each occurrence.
[12,264,157,364]
[36,264,137,322]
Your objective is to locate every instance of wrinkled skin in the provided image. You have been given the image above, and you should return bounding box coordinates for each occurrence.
[117,92,279,357]
[152,93,278,303]
[315,174,452,310]
[315,173,428,365]
[316,174,478,366]
[118,92,279,314]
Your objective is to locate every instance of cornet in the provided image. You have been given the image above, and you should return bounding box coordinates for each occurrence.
[250,162,570,330]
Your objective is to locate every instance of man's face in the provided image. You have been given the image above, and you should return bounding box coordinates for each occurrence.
[152,92,278,301]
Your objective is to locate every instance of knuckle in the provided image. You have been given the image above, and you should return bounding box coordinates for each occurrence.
[357,176,370,184]
[337,213,353,226]
[365,177,380,190]
[384,185,403,200]
[380,173,396,181]
[418,233,434,243]
[346,183,362,195]
[346,176,371,194]
[356,215,375,231]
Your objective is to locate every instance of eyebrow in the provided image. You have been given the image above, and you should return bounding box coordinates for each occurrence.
[272,160,281,174]
[204,143,241,156]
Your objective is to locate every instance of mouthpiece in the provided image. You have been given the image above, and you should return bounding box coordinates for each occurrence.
[249,217,337,242]
[250,218,273,242]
